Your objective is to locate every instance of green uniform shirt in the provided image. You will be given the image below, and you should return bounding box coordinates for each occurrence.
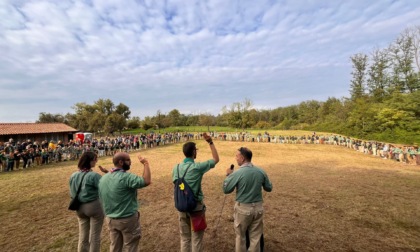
[98,170,146,218]
[172,158,216,202]
[69,171,101,203]
[223,163,272,203]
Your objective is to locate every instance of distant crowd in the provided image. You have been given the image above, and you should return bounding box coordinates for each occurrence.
[0,132,199,172]
[1,131,419,172]
[214,131,420,165]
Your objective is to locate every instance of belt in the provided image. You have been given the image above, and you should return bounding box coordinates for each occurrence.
[236,201,262,206]
[108,212,137,220]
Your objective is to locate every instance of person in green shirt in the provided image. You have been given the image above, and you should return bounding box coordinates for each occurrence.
[172,133,219,252]
[98,152,151,252]
[223,147,272,252]
[69,151,105,252]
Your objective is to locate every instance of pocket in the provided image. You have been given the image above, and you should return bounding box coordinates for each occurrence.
[234,205,251,216]
[178,212,190,234]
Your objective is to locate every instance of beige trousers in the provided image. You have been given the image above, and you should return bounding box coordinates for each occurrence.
[76,199,104,252]
[107,212,141,252]
[178,203,205,252]
[234,202,264,252]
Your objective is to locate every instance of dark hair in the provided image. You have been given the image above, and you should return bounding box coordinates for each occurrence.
[78,151,97,170]
[238,147,252,162]
[183,142,196,158]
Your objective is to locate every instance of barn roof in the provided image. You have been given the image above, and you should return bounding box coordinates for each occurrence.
[0,123,78,135]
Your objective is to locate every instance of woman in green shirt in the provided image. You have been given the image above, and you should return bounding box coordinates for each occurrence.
[69,151,107,252]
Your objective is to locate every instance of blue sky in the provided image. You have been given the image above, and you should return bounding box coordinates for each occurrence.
[1,0,420,122]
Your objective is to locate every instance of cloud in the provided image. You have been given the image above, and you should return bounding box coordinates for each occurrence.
[1,0,420,122]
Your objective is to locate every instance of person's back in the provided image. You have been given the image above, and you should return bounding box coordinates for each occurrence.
[98,152,151,252]
[172,133,219,252]
[99,171,145,218]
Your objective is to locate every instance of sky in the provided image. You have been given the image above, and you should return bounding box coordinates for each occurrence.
[1,0,420,122]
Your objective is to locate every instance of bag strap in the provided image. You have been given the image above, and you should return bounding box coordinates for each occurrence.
[178,163,193,180]
[74,172,88,199]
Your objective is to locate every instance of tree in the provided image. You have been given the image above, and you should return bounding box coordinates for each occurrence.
[127,116,141,129]
[222,98,254,129]
[389,32,418,93]
[168,109,181,126]
[104,113,126,134]
[297,100,321,125]
[141,116,154,130]
[198,113,215,131]
[94,98,115,115]
[37,112,66,123]
[367,48,390,101]
[350,53,368,100]
[115,103,131,119]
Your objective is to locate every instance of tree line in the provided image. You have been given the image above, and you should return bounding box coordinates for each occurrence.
[37,26,420,144]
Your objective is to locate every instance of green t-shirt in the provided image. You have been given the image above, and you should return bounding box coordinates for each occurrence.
[98,170,146,218]
[223,163,273,203]
[69,171,101,203]
[172,158,216,202]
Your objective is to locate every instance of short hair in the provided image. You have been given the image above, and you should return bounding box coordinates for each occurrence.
[78,151,97,170]
[113,152,127,166]
[238,147,252,162]
[183,142,196,158]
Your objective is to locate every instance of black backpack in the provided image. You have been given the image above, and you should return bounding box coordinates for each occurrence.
[174,164,197,212]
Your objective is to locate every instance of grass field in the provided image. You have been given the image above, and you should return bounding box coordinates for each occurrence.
[0,141,419,251]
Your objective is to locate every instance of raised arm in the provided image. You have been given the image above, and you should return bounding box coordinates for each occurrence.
[203,132,219,164]
[138,155,151,186]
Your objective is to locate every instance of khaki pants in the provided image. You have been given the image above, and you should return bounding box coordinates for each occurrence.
[107,212,141,252]
[234,202,264,252]
[76,199,104,252]
[178,203,205,252]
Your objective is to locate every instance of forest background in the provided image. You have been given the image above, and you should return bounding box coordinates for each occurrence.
[37,27,420,145]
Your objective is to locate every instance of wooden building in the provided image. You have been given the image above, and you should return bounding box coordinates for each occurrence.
[0,123,78,143]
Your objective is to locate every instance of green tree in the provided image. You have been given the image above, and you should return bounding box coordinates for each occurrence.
[367,48,390,101]
[37,112,66,123]
[350,53,368,100]
[104,113,126,134]
[127,116,141,129]
[168,109,181,126]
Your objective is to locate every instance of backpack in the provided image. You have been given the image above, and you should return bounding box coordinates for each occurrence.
[174,164,197,212]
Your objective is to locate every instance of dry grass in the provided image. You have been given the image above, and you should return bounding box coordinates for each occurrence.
[0,141,419,252]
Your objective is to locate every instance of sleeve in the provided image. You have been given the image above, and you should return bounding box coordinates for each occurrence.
[223,172,238,194]
[262,172,273,192]
[172,165,178,183]
[196,159,216,174]
[126,173,146,189]
[69,177,73,197]
[91,173,101,188]
[69,174,76,197]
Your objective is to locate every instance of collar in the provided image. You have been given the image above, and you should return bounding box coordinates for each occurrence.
[111,168,126,173]
[183,158,194,163]
[240,162,253,168]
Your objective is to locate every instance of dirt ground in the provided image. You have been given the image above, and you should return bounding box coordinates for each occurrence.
[0,141,419,251]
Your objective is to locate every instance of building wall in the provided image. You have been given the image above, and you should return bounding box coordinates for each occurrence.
[0,133,74,144]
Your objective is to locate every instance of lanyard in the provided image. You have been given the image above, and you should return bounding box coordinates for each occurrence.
[111,168,126,173]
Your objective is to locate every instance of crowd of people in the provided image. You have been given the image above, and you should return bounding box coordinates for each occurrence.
[0,132,196,172]
[1,131,419,172]
[69,134,271,252]
[1,130,418,251]
[212,132,420,165]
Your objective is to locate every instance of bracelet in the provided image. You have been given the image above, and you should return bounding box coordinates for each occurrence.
[209,141,213,145]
